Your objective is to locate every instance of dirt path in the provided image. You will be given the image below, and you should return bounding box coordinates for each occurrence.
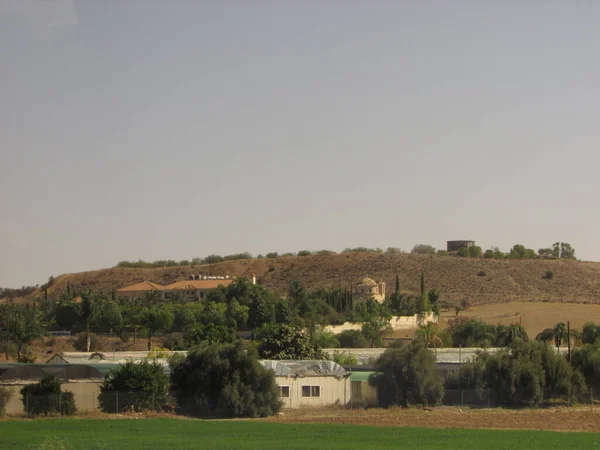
[267,407,600,432]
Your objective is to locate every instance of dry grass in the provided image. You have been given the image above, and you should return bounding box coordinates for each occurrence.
[268,406,600,432]
[14,253,600,306]
[443,301,600,337]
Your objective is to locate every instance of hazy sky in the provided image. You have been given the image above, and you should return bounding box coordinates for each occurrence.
[1,1,599,288]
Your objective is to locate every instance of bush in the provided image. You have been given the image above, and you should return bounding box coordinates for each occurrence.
[296,250,312,257]
[265,252,279,259]
[0,387,13,416]
[436,250,448,256]
[411,244,437,255]
[163,333,186,351]
[369,340,444,407]
[332,351,358,365]
[336,330,369,348]
[99,360,170,413]
[545,270,554,280]
[20,375,76,416]
[457,247,470,257]
[73,332,97,352]
[170,341,281,418]
[469,246,482,258]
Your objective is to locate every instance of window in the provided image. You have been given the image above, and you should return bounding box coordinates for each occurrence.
[279,386,290,398]
[301,385,320,398]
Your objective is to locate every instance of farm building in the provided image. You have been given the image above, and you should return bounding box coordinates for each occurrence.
[260,360,351,408]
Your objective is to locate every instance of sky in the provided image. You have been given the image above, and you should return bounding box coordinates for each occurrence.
[1,0,599,288]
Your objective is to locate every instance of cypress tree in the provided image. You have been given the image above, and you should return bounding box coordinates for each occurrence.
[395,274,400,293]
[420,271,425,296]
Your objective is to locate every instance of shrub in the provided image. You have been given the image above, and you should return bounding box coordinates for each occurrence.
[171,341,281,418]
[436,250,448,256]
[20,375,76,416]
[99,360,170,413]
[332,351,358,365]
[411,244,437,255]
[296,250,312,257]
[0,387,13,416]
[265,252,279,259]
[73,332,97,352]
[163,332,186,350]
[369,340,444,407]
[336,330,369,348]
[545,270,554,280]
[468,246,482,258]
[386,247,402,254]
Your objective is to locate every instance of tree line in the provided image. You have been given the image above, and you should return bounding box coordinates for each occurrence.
[411,242,576,260]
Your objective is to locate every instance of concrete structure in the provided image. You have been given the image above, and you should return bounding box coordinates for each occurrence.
[447,240,475,252]
[353,277,385,303]
[115,281,165,301]
[260,360,350,408]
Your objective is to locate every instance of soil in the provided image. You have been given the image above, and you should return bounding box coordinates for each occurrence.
[267,406,600,433]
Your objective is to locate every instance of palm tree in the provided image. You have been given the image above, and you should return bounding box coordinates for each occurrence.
[553,322,568,350]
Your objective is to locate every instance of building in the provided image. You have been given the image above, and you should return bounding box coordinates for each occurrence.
[446,240,475,252]
[115,281,165,301]
[116,274,246,302]
[353,277,385,303]
[260,360,350,408]
[162,277,234,301]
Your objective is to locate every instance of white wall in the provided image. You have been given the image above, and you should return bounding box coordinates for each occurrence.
[324,313,437,334]
[275,376,350,408]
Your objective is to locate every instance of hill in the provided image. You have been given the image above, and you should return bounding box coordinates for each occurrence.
[17,252,600,306]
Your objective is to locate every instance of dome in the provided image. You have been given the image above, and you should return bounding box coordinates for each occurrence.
[357,277,378,287]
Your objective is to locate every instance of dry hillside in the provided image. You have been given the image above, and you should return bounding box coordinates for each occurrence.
[16,253,600,306]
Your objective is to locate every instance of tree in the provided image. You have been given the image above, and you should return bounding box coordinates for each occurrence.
[21,374,76,416]
[457,247,470,257]
[495,324,528,347]
[460,340,586,406]
[362,316,393,348]
[140,307,174,351]
[248,294,274,329]
[2,304,45,361]
[509,244,526,259]
[415,323,445,348]
[572,344,600,390]
[170,341,281,418]
[536,328,555,344]
[448,317,495,348]
[468,246,482,258]
[411,244,436,255]
[553,322,568,350]
[275,300,293,325]
[99,360,169,413]
[420,271,425,295]
[256,324,325,359]
[369,340,444,407]
[553,242,576,260]
[581,322,600,345]
[395,274,400,293]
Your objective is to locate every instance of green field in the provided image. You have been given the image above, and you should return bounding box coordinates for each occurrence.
[0,419,598,449]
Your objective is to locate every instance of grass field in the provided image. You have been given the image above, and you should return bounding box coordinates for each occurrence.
[0,419,598,450]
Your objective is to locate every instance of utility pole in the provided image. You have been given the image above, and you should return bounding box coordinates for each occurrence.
[567,321,572,363]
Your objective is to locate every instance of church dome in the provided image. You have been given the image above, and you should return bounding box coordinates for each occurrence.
[357,277,378,287]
